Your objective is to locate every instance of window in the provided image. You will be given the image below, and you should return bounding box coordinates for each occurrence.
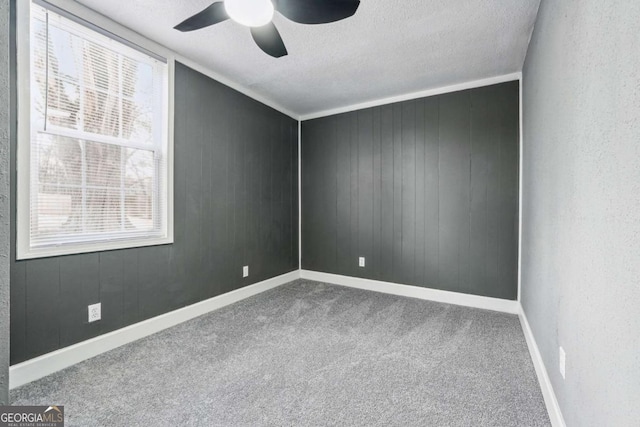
[17,1,173,259]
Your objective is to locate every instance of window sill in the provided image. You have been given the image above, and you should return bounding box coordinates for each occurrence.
[16,235,174,260]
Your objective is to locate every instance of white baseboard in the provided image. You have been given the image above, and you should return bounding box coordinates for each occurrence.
[9,270,300,389]
[9,267,564,427]
[299,270,519,314]
[518,305,566,427]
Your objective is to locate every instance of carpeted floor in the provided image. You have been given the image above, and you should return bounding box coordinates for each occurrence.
[12,280,550,426]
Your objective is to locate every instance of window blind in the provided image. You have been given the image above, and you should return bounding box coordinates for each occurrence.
[29,3,169,249]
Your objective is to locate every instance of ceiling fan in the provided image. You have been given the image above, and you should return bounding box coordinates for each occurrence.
[174,0,361,58]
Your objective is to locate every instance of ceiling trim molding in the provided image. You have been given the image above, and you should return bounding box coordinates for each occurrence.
[35,1,525,123]
[300,72,523,121]
[40,0,300,120]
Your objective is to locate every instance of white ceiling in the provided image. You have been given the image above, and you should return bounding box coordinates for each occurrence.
[74,0,541,117]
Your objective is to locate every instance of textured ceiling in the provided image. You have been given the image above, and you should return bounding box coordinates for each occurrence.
[74,0,540,117]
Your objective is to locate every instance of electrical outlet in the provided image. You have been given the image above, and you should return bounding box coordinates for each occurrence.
[88,303,101,323]
[243,266,249,278]
[559,346,566,379]
[359,257,365,267]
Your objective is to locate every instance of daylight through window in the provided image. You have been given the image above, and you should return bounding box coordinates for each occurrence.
[20,2,171,257]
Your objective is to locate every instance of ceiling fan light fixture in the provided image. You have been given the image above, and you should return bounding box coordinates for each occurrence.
[224,0,274,27]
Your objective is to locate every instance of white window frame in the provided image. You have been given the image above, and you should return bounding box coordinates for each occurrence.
[16,0,175,260]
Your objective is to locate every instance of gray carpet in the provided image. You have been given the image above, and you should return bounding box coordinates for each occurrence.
[12,280,550,426]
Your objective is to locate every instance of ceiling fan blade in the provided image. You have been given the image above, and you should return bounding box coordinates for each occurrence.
[174,2,229,32]
[275,0,360,24]
[250,23,288,58]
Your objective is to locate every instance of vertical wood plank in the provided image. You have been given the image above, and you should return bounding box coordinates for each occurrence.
[183,68,204,302]
[230,92,245,291]
[392,103,403,279]
[458,92,472,292]
[199,77,215,299]
[401,100,416,285]
[372,107,382,280]
[498,82,520,299]
[57,254,101,344]
[485,86,502,293]
[325,117,338,273]
[98,251,125,334]
[269,112,283,276]
[349,112,359,277]
[25,258,60,359]
[137,245,170,320]
[9,261,27,364]
[170,64,189,306]
[379,105,394,282]
[120,248,140,326]
[301,119,320,270]
[438,90,471,292]
[313,116,338,272]
[414,100,426,287]
[423,97,440,287]
[357,109,374,277]
[469,87,491,295]
[335,114,351,276]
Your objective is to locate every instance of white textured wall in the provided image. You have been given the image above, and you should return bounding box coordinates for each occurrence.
[0,0,10,406]
[521,0,640,425]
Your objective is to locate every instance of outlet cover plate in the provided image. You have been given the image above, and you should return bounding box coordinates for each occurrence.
[88,303,101,323]
[243,266,249,278]
[359,257,365,267]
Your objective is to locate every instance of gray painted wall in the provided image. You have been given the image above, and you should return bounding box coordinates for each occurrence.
[0,0,10,406]
[9,58,299,363]
[302,82,519,299]
[521,0,640,425]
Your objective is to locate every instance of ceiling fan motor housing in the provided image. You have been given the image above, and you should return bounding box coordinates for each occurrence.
[224,0,275,28]
[174,0,361,58]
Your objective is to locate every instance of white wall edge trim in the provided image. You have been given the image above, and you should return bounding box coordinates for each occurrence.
[9,270,300,389]
[298,120,302,269]
[300,270,519,314]
[517,72,524,302]
[299,72,522,121]
[518,305,566,427]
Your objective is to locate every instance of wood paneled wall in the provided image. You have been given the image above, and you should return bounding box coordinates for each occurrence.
[302,82,519,299]
[9,63,299,363]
